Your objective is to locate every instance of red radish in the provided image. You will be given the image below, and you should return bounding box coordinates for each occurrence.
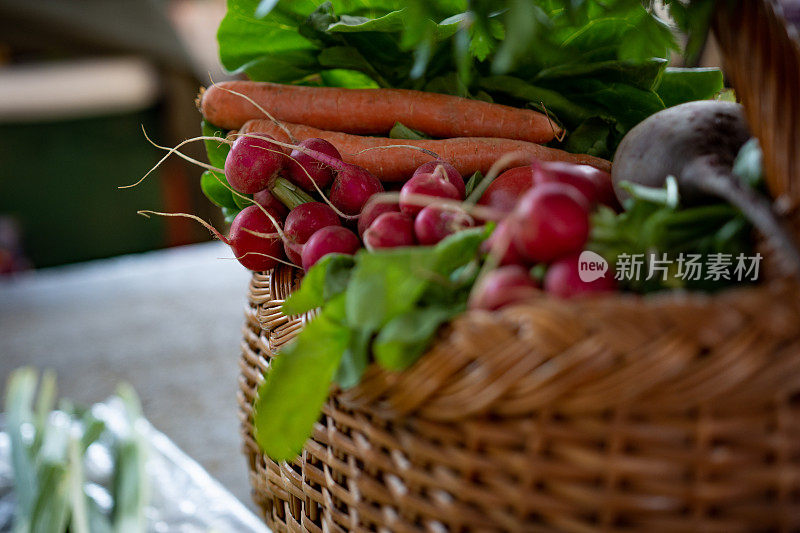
[301,226,361,271]
[284,241,304,266]
[287,138,342,191]
[283,202,341,264]
[225,134,286,194]
[534,161,617,208]
[399,171,460,216]
[544,252,617,298]
[481,219,527,266]
[330,164,384,216]
[363,212,416,250]
[477,166,535,214]
[414,205,473,245]
[358,197,400,237]
[253,188,289,220]
[584,168,619,210]
[469,265,539,311]
[229,205,285,271]
[533,163,599,206]
[412,160,465,198]
[512,183,590,263]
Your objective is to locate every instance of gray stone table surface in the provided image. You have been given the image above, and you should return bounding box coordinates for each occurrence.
[0,241,255,508]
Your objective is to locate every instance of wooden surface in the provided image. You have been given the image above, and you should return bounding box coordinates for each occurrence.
[0,241,253,507]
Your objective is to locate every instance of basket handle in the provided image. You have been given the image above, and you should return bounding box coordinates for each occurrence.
[712,0,800,214]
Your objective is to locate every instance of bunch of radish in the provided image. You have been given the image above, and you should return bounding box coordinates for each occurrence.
[361,160,470,250]
[222,132,475,273]
[222,134,373,272]
[198,129,622,310]
[469,161,619,310]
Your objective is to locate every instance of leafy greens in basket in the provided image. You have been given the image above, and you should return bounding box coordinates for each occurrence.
[217,0,723,159]
[254,228,488,460]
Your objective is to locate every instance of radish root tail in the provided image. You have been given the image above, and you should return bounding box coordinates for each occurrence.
[347,144,440,159]
[137,210,228,244]
[241,228,281,240]
[369,192,505,221]
[539,101,565,143]
[201,171,285,240]
[229,251,300,269]
[123,129,227,189]
[209,76,296,143]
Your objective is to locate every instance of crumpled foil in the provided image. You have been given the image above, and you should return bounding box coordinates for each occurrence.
[0,399,269,533]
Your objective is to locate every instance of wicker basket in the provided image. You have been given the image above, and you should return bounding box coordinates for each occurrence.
[713,0,800,211]
[240,270,800,532]
[238,2,800,531]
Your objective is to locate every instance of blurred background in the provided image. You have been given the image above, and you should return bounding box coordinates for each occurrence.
[0,0,263,508]
[0,0,230,271]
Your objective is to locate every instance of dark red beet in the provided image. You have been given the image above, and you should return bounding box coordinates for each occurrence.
[512,183,590,263]
[544,252,617,298]
[287,138,342,191]
[399,172,461,217]
[330,165,384,216]
[412,160,465,198]
[363,212,416,250]
[357,197,400,238]
[481,219,528,266]
[468,265,539,311]
[283,202,341,264]
[229,205,285,271]
[225,134,286,194]
[301,226,361,271]
[414,206,473,245]
[477,166,536,214]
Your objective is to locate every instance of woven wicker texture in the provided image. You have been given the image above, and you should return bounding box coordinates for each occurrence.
[236,3,800,530]
[713,0,800,212]
[239,267,800,532]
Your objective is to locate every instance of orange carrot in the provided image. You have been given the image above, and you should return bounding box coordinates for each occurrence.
[239,119,610,182]
[202,81,561,144]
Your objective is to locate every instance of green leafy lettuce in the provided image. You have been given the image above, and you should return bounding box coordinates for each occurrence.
[254,228,487,460]
[217,0,725,158]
